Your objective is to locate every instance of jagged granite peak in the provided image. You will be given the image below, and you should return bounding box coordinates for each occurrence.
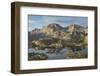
[66,24,86,32]
[66,24,84,29]
[47,23,63,29]
[32,28,40,32]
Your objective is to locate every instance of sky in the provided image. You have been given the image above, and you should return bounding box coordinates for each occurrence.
[28,15,88,31]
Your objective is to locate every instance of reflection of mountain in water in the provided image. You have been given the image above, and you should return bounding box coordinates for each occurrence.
[28,23,88,60]
[28,47,87,60]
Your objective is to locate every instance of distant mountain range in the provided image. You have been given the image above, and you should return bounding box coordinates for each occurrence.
[28,23,87,48]
[31,23,87,33]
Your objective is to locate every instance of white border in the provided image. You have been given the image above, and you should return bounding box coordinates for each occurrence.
[20,7,95,70]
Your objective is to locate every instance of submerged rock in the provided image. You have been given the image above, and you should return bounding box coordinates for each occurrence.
[28,53,48,60]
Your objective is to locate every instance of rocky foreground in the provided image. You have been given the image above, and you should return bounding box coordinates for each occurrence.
[28,23,88,60]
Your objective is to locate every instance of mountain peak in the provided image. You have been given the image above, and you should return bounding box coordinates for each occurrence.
[68,24,83,28]
[67,24,84,29]
[47,23,63,29]
[66,24,86,33]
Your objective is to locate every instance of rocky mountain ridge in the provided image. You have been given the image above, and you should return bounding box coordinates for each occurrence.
[28,23,88,48]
